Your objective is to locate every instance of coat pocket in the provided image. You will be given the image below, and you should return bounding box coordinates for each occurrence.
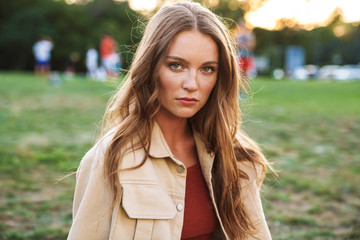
[121,183,177,240]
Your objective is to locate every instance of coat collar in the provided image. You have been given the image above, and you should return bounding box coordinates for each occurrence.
[193,130,215,179]
[148,121,174,159]
[149,121,215,176]
[148,121,225,237]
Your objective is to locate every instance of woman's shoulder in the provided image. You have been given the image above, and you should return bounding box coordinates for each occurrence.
[236,160,263,184]
[79,128,119,169]
[80,127,146,171]
[234,132,265,186]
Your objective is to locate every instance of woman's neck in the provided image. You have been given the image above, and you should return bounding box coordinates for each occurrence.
[155,111,198,167]
[155,113,191,147]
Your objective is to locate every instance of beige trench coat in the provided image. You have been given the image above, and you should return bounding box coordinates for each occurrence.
[67,123,271,240]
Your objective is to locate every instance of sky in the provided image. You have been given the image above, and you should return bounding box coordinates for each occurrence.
[127,0,158,11]
[126,0,360,30]
[244,0,360,30]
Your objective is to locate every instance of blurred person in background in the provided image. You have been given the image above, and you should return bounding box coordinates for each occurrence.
[100,33,118,79]
[32,35,54,78]
[64,52,80,80]
[235,19,257,78]
[68,2,272,240]
[85,45,99,79]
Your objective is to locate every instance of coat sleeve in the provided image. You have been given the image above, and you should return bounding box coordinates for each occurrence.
[243,179,272,240]
[67,142,115,240]
[237,161,272,240]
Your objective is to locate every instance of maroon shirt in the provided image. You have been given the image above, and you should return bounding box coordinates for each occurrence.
[181,163,219,239]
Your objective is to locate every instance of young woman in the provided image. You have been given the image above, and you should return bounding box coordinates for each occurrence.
[68,1,272,239]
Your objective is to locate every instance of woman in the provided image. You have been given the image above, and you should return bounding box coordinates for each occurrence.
[68,1,272,239]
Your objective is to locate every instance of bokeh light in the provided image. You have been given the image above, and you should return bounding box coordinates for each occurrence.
[128,0,158,12]
[244,0,360,30]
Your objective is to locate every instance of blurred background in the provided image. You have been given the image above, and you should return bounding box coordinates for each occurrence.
[0,0,359,239]
[1,0,360,79]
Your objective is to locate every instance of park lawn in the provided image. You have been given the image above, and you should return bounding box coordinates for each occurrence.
[0,72,116,239]
[243,77,360,239]
[0,72,359,239]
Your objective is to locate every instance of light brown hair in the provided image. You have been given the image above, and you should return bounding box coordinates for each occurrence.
[102,1,269,239]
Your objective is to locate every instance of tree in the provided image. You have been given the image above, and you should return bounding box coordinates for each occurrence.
[0,0,141,71]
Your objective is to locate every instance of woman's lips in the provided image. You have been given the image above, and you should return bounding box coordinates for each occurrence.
[177,97,198,106]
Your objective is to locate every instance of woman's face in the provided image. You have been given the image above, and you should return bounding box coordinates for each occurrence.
[157,30,218,120]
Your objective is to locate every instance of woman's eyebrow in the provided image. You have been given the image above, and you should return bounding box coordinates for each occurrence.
[166,56,189,64]
[166,56,218,65]
[201,61,218,65]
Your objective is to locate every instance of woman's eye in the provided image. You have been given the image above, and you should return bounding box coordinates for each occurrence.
[169,63,182,70]
[202,66,215,73]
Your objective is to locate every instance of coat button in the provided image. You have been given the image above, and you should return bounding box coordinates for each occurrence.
[176,165,185,174]
[176,203,184,212]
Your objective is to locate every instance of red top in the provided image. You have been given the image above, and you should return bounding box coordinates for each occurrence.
[181,164,219,240]
[100,35,115,58]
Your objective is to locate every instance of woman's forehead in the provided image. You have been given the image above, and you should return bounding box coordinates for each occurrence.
[166,30,219,63]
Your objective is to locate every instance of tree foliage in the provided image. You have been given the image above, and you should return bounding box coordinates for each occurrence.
[0,0,359,73]
[254,19,360,73]
[0,0,142,71]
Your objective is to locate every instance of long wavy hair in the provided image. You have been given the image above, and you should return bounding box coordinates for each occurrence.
[102,1,269,239]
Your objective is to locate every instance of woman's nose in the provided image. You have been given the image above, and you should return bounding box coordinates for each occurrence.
[183,69,198,91]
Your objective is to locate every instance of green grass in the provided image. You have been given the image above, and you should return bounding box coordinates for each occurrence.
[0,72,359,239]
[243,77,360,239]
[0,72,116,239]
